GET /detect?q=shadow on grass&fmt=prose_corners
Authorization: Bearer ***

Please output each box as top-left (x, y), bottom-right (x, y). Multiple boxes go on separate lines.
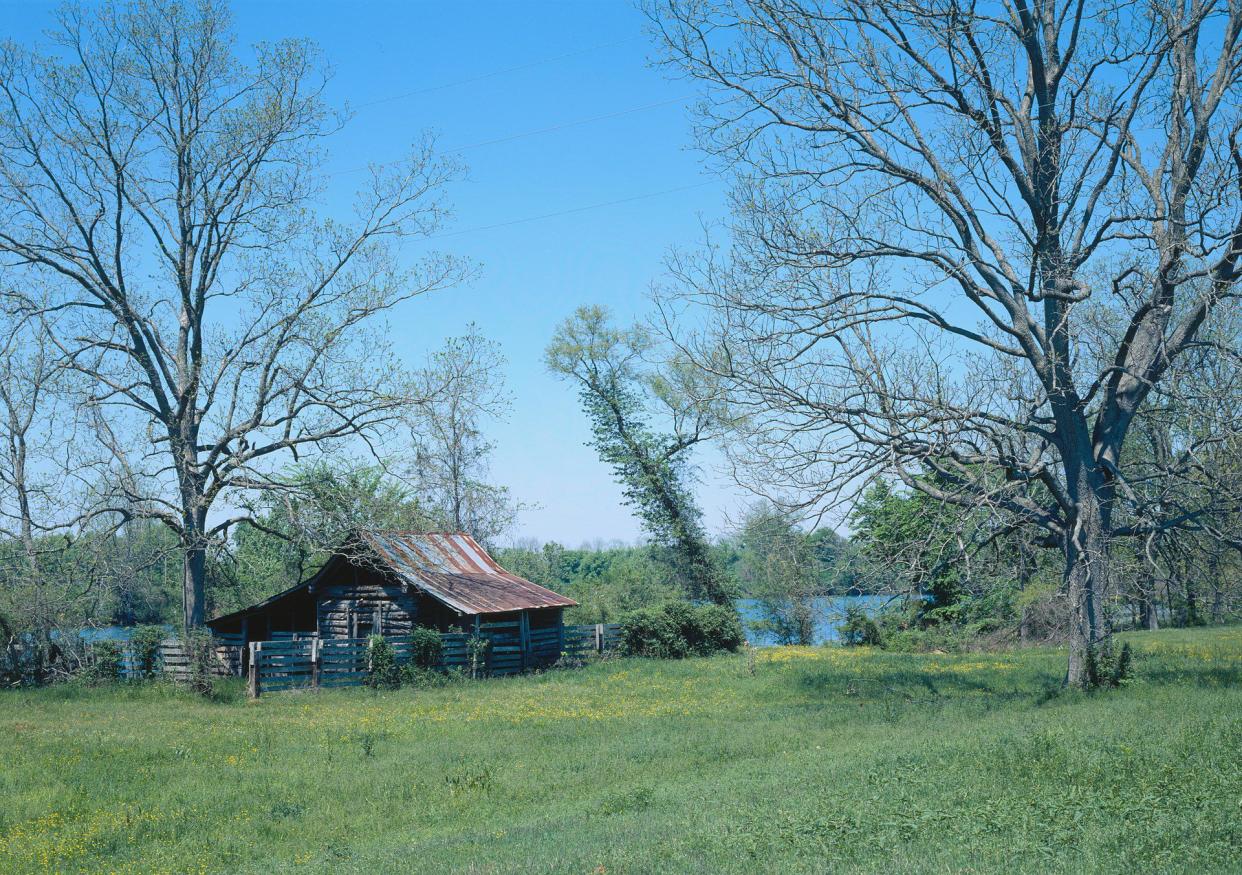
top-left (1140, 664), bottom-right (1241, 688)
top-left (0, 676), bottom-right (248, 706)
top-left (787, 649), bottom-right (1240, 718)
top-left (794, 666), bottom-right (1038, 699)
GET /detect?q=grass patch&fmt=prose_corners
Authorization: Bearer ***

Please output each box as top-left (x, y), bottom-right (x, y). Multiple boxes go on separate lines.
top-left (2, 626), bottom-right (1240, 873)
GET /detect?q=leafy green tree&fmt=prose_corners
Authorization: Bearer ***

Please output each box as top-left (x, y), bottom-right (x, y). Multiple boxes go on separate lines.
top-left (496, 539), bottom-right (680, 623)
top-left (849, 480), bottom-right (964, 617)
top-left (736, 503), bottom-right (820, 645)
top-left (546, 306), bottom-right (731, 604)
top-left (562, 549), bottom-right (681, 624)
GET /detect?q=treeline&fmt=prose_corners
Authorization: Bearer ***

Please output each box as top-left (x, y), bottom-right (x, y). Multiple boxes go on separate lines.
top-left (3, 467), bottom-right (1236, 655)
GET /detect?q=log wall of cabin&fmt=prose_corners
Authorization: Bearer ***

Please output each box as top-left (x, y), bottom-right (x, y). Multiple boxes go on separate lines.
top-left (315, 564), bottom-right (420, 638)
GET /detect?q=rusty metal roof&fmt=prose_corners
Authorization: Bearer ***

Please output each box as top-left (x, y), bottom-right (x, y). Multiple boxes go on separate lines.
top-left (358, 531), bottom-right (577, 615)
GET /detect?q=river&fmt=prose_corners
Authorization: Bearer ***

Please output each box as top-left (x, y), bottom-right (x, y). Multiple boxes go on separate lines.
top-left (736, 594), bottom-right (890, 645)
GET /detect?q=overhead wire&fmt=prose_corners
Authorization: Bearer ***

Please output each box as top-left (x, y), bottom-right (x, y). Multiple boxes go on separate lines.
top-left (353, 36), bottom-right (642, 109)
top-left (329, 94), bottom-right (691, 177)
top-left (429, 180), bottom-right (716, 239)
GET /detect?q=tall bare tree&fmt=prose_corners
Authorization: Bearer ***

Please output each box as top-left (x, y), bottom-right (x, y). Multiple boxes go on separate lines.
top-left (0, 306), bottom-right (76, 638)
top-left (0, 1), bottom-right (469, 628)
top-left (409, 328), bottom-right (519, 547)
top-left (650, 0), bottom-right (1242, 682)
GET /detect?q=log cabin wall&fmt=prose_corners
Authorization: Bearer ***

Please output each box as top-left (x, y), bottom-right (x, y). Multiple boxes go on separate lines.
top-left (315, 564), bottom-right (420, 639)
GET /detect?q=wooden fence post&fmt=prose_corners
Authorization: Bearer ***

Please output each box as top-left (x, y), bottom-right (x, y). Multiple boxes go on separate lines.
top-left (519, 611), bottom-right (531, 670)
top-left (595, 623), bottom-right (603, 654)
top-left (247, 642), bottom-right (261, 699)
top-left (310, 637), bottom-right (320, 690)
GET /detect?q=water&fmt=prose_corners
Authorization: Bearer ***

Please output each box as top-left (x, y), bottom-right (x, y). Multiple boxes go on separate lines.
top-left (60, 625), bottom-right (174, 642)
top-left (736, 595), bottom-right (890, 646)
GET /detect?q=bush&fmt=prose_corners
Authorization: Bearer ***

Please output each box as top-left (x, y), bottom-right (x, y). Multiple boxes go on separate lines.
top-left (88, 639), bottom-right (124, 683)
top-left (839, 605), bottom-right (883, 647)
top-left (466, 634), bottom-right (489, 679)
top-left (181, 629), bottom-right (217, 698)
top-left (695, 604), bottom-right (745, 653)
top-left (410, 626), bottom-right (443, 670)
top-left (129, 625), bottom-right (166, 679)
top-left (401, 664), bottom-right (462, 689)
top-left (621, 602), bottom-right (744, 659)
top-left (1083, 639), bottom-right (1133, 690)
top-left (367, 635), bottom-right (402, 689)
top-left (623, 605), bottom-right (687, 659)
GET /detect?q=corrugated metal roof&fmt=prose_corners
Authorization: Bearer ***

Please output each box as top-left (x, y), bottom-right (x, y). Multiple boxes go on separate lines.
top-left (359, 531), bottom-right (577, 615)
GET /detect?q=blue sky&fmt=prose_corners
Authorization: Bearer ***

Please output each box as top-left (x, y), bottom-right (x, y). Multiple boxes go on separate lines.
top-left (5, 1), bottom-right (746, 546)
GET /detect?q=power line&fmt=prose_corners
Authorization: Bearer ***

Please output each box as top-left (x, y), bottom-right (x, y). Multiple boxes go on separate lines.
top-left (329, 94), bottom-right (691, 177)
top-left (354, 36), bottom-right (641, 109)
top-left (430, 180), bottom-right (717, 239)
top-left (450, 96), bottom-right (689, 153)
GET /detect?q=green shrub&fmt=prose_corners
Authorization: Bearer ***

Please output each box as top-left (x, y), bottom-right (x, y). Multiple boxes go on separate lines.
top-left (181, 629), bottom-right (217, 698)
top-left (839, 605), bottom-right (883, 646)
top-left (695, 604), bottom-right (745, 653)
top-left (89, 639), bottom-right (124, 683)
top-left (621, 602), bottom-right (744, 659)
top-left (410, 626), bottom-right (443, 670)
top-left (366, 635), bottom-right (402, 689)
top-left (401, 664), bottom-right (461, 689)
top-left (466, 634), bottom-right (489, 679)
top-left (1082, 639), bottom-right (1133, 690)
top-left (129, 625), bottom-right (166, 679)
top-left (663, 601), bottom-right (702, 655)
top-left (623, 605), bottom-right (687, 658)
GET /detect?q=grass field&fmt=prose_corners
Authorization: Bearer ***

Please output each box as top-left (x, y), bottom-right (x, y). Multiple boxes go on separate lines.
top-left (1, 626), bottom-right (1240, 874)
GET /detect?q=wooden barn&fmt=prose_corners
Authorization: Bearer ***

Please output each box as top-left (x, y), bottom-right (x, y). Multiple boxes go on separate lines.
top-left (206, 531), bottom-right (577, 670)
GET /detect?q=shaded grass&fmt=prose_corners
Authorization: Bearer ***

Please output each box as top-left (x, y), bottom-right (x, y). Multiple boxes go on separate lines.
top-left (1, 626), bottom-right (1240, 873)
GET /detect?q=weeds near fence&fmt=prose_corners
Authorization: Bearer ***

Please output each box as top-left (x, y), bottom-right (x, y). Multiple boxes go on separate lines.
top-left (128, 626), bottom-right (166, 679)
top-left (467, 634), bottom-right (489, 679)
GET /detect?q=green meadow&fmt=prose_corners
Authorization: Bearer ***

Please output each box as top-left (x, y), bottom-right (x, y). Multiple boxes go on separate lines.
top-left (2, 626), bottom-right (1240, 874)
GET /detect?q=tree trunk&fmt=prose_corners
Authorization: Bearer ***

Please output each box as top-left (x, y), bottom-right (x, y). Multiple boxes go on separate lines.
top-left (182, 509), bottom-right (208, 630)
top-left (1064, 499), bottom-right (1110, 687)
top-left (1017, 539), bottom-right (1033, 645)
top-left (1141, 592), bottom-right (1160, 631)
top-left (1184, 580), bottom-right (1198, 626)
top-left (183, 544), bottom-right (206, 630)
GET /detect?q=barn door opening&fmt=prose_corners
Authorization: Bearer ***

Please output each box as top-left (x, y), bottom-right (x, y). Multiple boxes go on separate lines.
top-left (350, 604), bottom-right (383, 639)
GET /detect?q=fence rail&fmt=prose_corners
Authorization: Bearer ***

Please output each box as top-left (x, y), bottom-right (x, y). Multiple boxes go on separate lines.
top-left (245, 623), bottom-right (624, 698)
top-left (79, 638), bottom-right (242, 681)
top-left (9, 622), bottom-right (624, 691)
top-left (564, 623), bottom-right (623, 657)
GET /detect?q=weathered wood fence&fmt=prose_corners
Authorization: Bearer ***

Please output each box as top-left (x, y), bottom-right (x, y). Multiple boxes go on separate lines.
top-left (247, 623), bottom-right (623, 698)
top-left (89, 638), bottom-right (243, 681)
top-left (564, 623), bottom-right (623, 657)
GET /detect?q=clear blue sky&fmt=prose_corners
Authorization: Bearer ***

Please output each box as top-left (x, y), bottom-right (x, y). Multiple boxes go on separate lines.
top-left (5, 1), bottom-right (746, 546)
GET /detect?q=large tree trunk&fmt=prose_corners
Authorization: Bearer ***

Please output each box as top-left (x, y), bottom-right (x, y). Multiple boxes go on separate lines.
top-left (183, 542), bottom-right (207, 630)
top-left (1063, 469), bottom-right (1112, 687)
top-left (181, 499), bottom-right (209, 630)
